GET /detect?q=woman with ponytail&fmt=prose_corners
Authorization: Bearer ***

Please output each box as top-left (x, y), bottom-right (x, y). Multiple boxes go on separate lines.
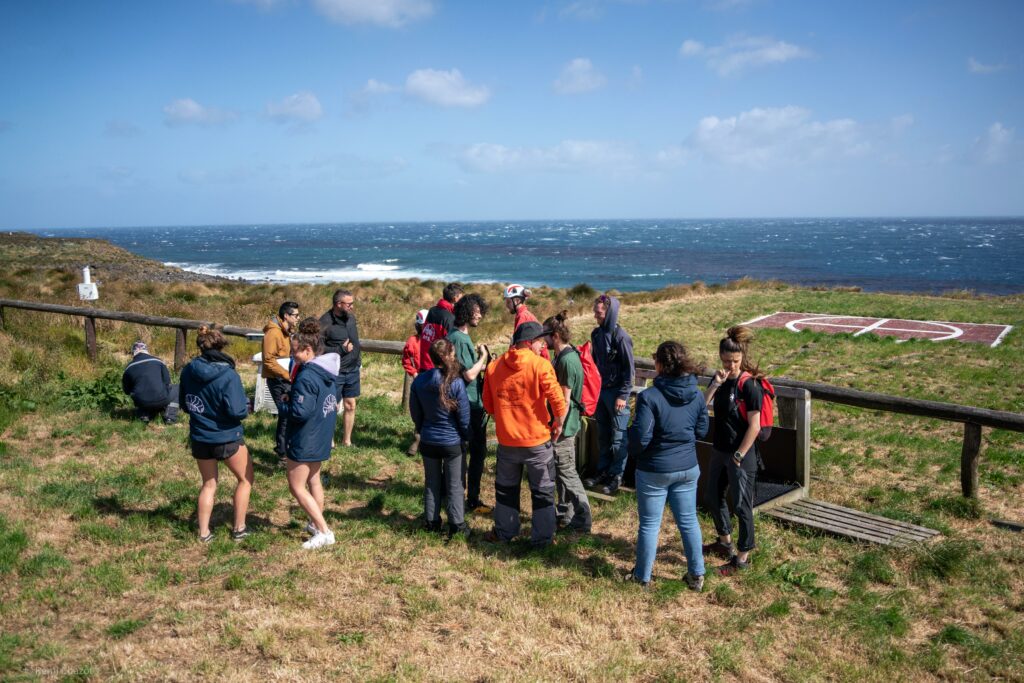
top-left (409, 338), bottom-right (471, 540)
top-left (286, 317), bottom-right (340, 550)
top-left (178, 326), bottom-right (253, 543)
top-left (625, 341), bottom-right (708, 590)
top-left (703, 325), bottom-right (764, 575)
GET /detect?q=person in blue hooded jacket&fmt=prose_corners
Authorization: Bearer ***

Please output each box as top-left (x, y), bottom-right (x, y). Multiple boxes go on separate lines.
top-left (410, 338), bottom-right (471, 540)
top-left (583, 293), bottom-right (635, 495)
top-left (178, 326), bottom-right (253, 543)
top-left (625, 341), bottom-right (709, 591)
top-left (286, 318), bottom-right (341, 550)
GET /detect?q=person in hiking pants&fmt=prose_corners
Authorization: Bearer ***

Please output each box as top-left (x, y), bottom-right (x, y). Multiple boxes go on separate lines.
top-left (703, 325), bottom-right (764, 575)
top-left (263, 301), bottom-right (300, 465)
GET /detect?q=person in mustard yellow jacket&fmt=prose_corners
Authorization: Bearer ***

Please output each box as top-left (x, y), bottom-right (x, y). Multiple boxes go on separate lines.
top-left (263, 301), bottom-right (300, 464)
top-left (482, 321), bottom-right (567, 548)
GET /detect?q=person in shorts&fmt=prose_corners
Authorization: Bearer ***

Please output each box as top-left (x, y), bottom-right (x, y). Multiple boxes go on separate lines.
top-left (178, 326), bottom-right (253, 543)
top-left (319, 289), bottom-right (361, 447)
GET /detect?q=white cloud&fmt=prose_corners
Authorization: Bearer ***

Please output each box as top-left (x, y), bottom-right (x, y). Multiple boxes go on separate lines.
top-left (458, 139), bottom-right (634, 173)
top-left (362, 78), bottom-right (397, 96)
top-left (685, 106), bottom-right (868, 167)
top-left (163, 98), bottom-right (238, 127)
top-left (405, 68), bottom-right (490, 108)
top-left (266, 91), bottom-right (324, 123)
top-left (553, 58), bottom-right (607, 94)
top-left (967, 57), bottom-right (1007, 75)
top-left (679, 35), bottom-right (811, 76)
top-left (972, 122), bottom-right (1016, 164)
top-left (311, 0), bottom-right (433, 27)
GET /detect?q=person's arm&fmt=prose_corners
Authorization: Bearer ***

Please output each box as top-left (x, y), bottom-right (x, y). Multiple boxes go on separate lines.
top-left (615, 332), bottom-right (634, 409)
top-left (627, 392), bottom-right (654, 457)
top-left (161, 362), bottom-right (171, 391)
top-left (455, 381), bottom-right (471, 442)
top-left (402, 340), bottom-right (418, 377)
top-left (734, 410), bottom-right (761, 465)
top-left (409, 380), bottom-right (424, 433)
top-left (541, 364), bottom-right (567, 440)
top-left (462, 346), bottom-right (488, 383)
top-left (482, 365), bottom-right (495, 416)
top-left (122, 369), bottom-right (132, 395)
top-left (226, 372), bottom-right (250, 421)
top-left (704, 369), bottom-right (728, 407)
top-left (262, 329), bottom-right (291, 381)
top-left (695, 396), bottom-right (710, 440)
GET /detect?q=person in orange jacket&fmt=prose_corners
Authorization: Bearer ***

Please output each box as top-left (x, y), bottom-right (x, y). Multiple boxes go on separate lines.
top-left (482, 321), bottom-right (567, 547)
top-left (403, 309), bottom-right (428, 456)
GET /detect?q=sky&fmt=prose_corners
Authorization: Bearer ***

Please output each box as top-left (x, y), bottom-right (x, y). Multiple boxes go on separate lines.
top-left (0, 0), bottom-right (1022, 229)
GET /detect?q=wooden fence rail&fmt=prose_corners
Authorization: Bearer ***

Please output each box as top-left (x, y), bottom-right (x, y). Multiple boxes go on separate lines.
top-left (2, 297), bottom-right (1021, 499)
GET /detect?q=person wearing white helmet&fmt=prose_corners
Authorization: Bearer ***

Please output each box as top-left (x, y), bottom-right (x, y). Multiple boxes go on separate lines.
top-left (403, 309), bottom-right (430, 456)
top-left (503, 284), bottom-right (549, 360)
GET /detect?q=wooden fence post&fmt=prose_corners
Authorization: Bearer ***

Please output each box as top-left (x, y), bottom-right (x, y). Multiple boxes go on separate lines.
top-left (0, 306), bottom-right (5, 331)
top-left (960, 422), bottom-right (983, 499)
top-left (401, 372), bottom-right (412, 412)
top-left (174, 328), bottom-right (187, 371)
top-left (84, 316), bottom-right (97, 361)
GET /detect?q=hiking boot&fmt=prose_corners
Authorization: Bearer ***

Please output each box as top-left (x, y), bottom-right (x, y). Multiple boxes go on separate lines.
top-left (422, 520), bottom-right (443, 534)
top-left (302, 530), bottom-right (336, 550)
top-left (685, 572), bottom-right (705, 592)
top-left (230, 527), bottom-right (250, 542)
top-left (582, 473), bottom-right (605, 489)
top-left (447, 523), bottom-right (471, 542)
top-left (602, 475), bottom-right (622, 495)
top-left (702, 539), bottom-right (736, 559)
top-left (467, 500), bottom-right (493, 516)
top-left (482, 529), bottom-right (509, 544)
top-left (624, 569), bottom-right (650, 589)
top-left (717, 555), bottom-right (750, 576)
top-left (139, 415), bottom-right (151, 425)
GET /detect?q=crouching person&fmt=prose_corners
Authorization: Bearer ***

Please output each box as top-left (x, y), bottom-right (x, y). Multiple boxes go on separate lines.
top-left (483, 322), bottom-right (567, 548)
top-left (122, 341), bottom-right (178, 424)
top-left (179, 327), bottom-right (253, 542)
top-left (286, 318), bottom-right (340, 550)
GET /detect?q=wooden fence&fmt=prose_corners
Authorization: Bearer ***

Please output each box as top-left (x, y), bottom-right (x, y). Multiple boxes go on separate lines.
top-left (2, 297), bottom-right (1022, 500)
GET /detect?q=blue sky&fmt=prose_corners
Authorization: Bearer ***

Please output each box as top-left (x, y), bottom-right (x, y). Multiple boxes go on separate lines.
top-left (0, 0), bottom-right (1021, 228)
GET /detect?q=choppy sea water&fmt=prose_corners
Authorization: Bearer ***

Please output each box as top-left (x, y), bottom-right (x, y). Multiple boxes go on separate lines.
top-left (39, 218), bottom-right (1024, 294)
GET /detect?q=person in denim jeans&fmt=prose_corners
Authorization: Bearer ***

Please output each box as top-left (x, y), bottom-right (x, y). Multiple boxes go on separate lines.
top-left (626, 341), bottom-right (709, 591)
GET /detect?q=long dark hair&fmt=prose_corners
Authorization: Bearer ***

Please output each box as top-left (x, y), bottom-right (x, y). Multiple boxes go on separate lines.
top-left (655, 341), bottom-right (703, 378)
top-left (428, 339), bottom-right (461, 412)
top-left (719, 325), bottom-right (762, 377)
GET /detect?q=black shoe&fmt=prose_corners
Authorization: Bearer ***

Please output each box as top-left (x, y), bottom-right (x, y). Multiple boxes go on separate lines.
top-left (139, 415), bottom-right (151, 425)
top-left (685, 572), bottom-right (705, 592)
top-left (717, 555), bottom-right (751, 576)
top-left (583, 473), bottom-right (605, 489)
top-left (446, 523), bottom-right (471, 542)
top-left (702, 539), bottom-right (736, 559)
top-left (624, 569), bottom-right (650, 589)
top-left (422, 520), bottom-right (443, 533)
top-left (230, 527), bottom-right (250, 542)
top-left (602, 476), bottom-right (622, 495)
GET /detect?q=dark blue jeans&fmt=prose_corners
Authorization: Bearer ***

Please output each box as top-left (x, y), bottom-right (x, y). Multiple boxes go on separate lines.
top-left (595, 387), bottom-right (629, 477)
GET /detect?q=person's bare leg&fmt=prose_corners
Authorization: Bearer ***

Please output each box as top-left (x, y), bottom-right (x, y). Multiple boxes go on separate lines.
top-left (287, 461), bottom-right (329, 532)
top-left (342, 397), bottom-right (356, 446)
top-left (222, 445), bottom-right (254, 531)
top-left (196, 459), bottom-right (219, 537)
top-left (306, 464), bottom-right (326, 528)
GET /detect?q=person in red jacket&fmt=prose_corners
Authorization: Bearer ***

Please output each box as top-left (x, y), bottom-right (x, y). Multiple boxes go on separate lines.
top-left (403, 309), bottom-right (428, 455)
top-left (503, 284), bottom-right (549, 360)
top-left (419, 283), bottom-right (463, 371)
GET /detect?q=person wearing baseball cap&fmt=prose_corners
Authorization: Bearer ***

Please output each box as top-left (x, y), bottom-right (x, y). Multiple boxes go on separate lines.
top-left (402, 309), bottom-right (430, 456)
top-left (482, 321), bottom-right (567, 547)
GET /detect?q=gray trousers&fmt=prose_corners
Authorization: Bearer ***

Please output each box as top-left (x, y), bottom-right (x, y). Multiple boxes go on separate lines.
top-left (421, 444), bottom-right (465, 529)
top-left (553, 434), bottom-right (592, 529)
top-left (493, 442), bottom-right (557, 545)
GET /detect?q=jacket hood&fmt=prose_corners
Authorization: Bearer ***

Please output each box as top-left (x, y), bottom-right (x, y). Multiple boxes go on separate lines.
top-left (653, 374), bottom-right (701, 406)
top-left (600, 295), bottom-right (621, 334)
top-left (190, 355), bottom-right (236, 384)
top-left (437, 299), bottom-right (455, 313)
top-left (307, 352), bottom-right (340, 378)
top-left (501, 347), bottom-right (536, 371)
top-left (263, 317), bottom-right (286, 334)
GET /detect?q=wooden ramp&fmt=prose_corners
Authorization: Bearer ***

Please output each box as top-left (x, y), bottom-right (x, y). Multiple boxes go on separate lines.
top-left (763, 498), bottom-right (940, 546)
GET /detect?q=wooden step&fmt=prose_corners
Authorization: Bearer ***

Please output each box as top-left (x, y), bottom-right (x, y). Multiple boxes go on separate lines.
top-left (763, 498), bottom-right (940, 546)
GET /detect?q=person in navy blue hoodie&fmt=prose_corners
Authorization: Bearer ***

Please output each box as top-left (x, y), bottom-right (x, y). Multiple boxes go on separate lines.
top-left (626, 341), bottom-right (709, 591)
top-left (286, 318), bottom-right (341, 550)
top-left (178, 326), bottom-right (253, 543)
top-left (410, 338), bottom-right (471, 540)
top-left (122, 340), bottom-right (179, 424)
top-left (584, 294), bottom-right (635, 495)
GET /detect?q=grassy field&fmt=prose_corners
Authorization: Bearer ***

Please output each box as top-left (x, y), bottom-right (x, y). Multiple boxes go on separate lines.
top-left (1, 234), bottom-right (1023, 681)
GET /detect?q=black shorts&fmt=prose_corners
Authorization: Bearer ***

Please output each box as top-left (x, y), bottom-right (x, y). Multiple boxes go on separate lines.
top-left (191, 439), bottom-right (244, 461)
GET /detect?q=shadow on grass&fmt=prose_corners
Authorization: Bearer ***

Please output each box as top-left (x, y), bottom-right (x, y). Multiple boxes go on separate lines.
top-left (92, 494), bottom-right (274, 537)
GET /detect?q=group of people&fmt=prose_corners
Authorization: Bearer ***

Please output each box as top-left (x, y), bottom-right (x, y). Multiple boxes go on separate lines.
top-left (121, 281), bottom-right (767, 585)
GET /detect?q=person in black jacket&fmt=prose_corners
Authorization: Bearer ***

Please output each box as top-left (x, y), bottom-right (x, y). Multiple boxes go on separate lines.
top-left (121, 341), bottom-right (178, 424)
top-left (319, 289), bottom-right (361, 447)
top-left (178, 326), bottom-right (253, 543)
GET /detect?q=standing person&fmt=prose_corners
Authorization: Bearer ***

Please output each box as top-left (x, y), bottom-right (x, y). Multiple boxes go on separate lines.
top-left (482, 322), bottom-right (567, 548)
top-left (703, 325), bottom-right (764, 575)
top-left (402, 309), bottom-right (429, 456)
top-left (263, 301), bottom-right (300, 465)
top-left (409, 339), bottom-right (472, 540)
top-left (319, 289), bottom-right (360, 447)
top-left (122, 341), bottom-right (178, 425)
top-left (448, 293), bottom-right (492, 514)
top-left (542, 312), bottom-right (593, 532)
top-left (419, 283), bottom-right (464, 371)
top-left (286, 318), bottom-right (340, 550)
top-left (503, 284), bottom-right (549, 360)
top-left (583, 294), bottom-right (634, 495)
top-left (626, 341), bottom-right (709, 591)
top-left (178, 326), bottom-right (253, 543)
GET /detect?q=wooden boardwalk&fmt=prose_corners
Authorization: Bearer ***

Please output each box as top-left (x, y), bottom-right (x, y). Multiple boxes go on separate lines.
top-left (763, 498), bottom-right (940, 546)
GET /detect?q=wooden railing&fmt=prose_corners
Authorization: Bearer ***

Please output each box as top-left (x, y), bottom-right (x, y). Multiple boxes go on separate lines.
top-left (2, 297), bottom-right (1021, 500)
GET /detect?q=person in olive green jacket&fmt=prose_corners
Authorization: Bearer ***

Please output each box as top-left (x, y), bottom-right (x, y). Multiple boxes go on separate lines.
top-left (263, 301), bottom-right (300, 464)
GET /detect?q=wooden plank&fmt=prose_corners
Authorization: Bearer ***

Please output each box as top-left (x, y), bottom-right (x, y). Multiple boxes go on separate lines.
top-left (788, 500), bottom-right (933, 536)
top-left (991, 519), bottom-right (1024, 533)
top-left (961, 422), bottom-right (983, 499)
top-left (765, 508), bottom-right (904, 546)
top-left (785, 502), bottom-right (936, 541)
top-left (797, 498), bottom-right (940, 536)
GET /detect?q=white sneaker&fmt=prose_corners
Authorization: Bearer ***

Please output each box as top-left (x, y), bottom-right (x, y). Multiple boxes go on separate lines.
top-left (304, 521), bottom-right (317, 536)
top-left (302, 530), bottom-right (335, 550)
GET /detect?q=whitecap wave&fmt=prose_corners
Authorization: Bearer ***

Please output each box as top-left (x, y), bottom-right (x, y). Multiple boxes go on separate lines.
top-left (164, 261), bottom-right (454, 283)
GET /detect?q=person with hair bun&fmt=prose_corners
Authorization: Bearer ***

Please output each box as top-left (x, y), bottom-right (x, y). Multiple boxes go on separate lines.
top-left (178, 325), bottom-right (253, 543)
top-left (286, 317), bottom-right (341, 550)
top-left (703, 325), bottom-right (764, 575)
top-left (409, 338), bottom-right (471, 540)
top-left (542, 311), bottom-right (592, 532)
top-left (625, 341), bottom-right (708, 590)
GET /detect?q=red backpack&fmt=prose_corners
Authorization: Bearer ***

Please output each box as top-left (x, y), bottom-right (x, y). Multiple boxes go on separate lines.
top-left (574, 342), bottom-right (602, 417)
top-left (736, 372), bottom-right (776, 441)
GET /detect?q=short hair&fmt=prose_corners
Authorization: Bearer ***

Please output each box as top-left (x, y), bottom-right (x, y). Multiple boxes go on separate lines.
top-left (453, 293), bottom-right (490, 327)
top-left (442, 282), bottom-right (464, 304)
top-left (278, 300), bottom-right (299, 318)
top-left (332, 289), bottom-right (353, 305)
top-left (655, 341), bottom-right (702, 378)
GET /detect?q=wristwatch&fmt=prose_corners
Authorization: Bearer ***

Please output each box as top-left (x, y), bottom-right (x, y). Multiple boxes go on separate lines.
top-left (733, 450), bottom-right (745, 464)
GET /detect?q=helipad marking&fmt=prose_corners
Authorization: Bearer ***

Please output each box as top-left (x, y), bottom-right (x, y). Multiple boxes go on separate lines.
top-left (744, 312), bottom-right (1012, 347)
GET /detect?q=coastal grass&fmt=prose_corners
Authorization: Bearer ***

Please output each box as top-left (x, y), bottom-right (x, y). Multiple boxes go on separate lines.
top-left (1, 235), bottom-right (1023, 680)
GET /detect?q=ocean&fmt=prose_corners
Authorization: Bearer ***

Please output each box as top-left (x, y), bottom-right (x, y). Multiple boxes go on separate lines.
top-left (39, 218), bottom-right (1024, 295)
